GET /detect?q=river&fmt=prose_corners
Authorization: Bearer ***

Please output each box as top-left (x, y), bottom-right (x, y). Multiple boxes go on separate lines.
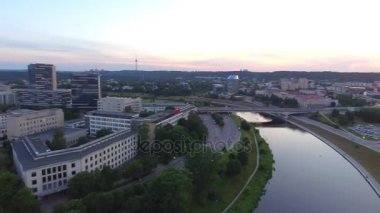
top-left (236, 112), bottom-right (380, 213)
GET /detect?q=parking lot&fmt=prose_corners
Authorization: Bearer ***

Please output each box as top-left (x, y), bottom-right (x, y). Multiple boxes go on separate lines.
top-left (200, 114), bottom-right (241, 151)
top-left (350, 124), bottom-right (380, 140)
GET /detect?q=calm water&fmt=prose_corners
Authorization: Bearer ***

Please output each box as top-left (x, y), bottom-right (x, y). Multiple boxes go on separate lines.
top-left (236, 112), bottom-right (380, 213)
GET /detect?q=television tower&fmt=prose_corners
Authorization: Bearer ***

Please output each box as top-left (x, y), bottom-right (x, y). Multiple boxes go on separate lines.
top-left (135, 58), bottom-right (138, 71)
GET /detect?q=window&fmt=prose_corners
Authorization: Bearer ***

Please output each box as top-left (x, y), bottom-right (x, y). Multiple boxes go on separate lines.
top-left (53, 174), bottom-right (57, 180)
top-left (63, 172), bottom-right (67, 178)
top-left (48, 176), bottom-right (51, 181)
top-left (31, 172), bottom-right (36, 177)
top-left (52, 167), bottom-right (56, 173)
top-left (42, 177), bottom-right (46, 183)
top-left (32, 180), bottom-right (37, 185)
top-left (63, 165), bottom-right (67, 170)
top-left (58, 166), bottom-right (61, 172)
top-left (85, 158), bottom-right (88, 163)
top-left (58, 173), bottom-right (62, 179)
top-left (71, 163), bottom-right (75, 168)
top-left (32, 188), bottom-right (37, 193)
top-left (72, 171), bottom-right (76, 175)
top-left (47, 168), bottom-right (51, 174)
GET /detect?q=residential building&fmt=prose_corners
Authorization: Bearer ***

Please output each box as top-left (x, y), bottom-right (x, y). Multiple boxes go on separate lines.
top-left (0, 85), bottom-right (15, 105)
top-left (298, 78), bottom-right (308, 89)
top-left (6, 109), bottom-right (64, 140)
top-left (227, 75), bottom-right (239, 95)
top-left (71, 72), bottom-right (101, 107)
top-left (14, 89), bottom-right (72, 107)
top-left (28, 63), bottom-right (57, 90)
top-left (280, 78), bottom-right (298, 91)
top-left (97, 97), bottom-right (142, 113)
top-left (85, 111), bottom-right (138, 136)
top-left (11, 130), bottom-right (138, 197)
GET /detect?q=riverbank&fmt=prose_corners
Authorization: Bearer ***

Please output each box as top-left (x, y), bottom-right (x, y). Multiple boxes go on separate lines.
top-left (289, 116), bottom-right (380, 197)
top-left (226, 129), bottom-right (273, 213)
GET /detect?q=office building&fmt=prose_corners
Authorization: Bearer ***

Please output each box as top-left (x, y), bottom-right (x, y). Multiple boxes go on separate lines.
top-left (6, 109), bottom-right (64, 140)
top-left (227, 75), bottom-right (239, 95)
top-left (0, 85), bottom-right (15, 105)
top-left (71, 72), bottom-right (101, 107)
top-left (29, 128), bottom-right (88, 148)
top-left (85, 111), bottom-right (138, 136)
top-left (28, 63), bottom-right (57, 90)
top-left (11, 130), bottom-right (138, 197)
top-left (14, 89), bottom-right (72, 107)
top-left (97, 97), bottom-right (142, 113)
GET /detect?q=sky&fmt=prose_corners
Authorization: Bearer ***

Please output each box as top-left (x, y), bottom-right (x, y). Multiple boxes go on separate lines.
top-left (0, 0), bottom-right (380, 72)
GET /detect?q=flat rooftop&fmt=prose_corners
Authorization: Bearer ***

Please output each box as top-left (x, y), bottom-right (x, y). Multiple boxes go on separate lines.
top-left (12, 130), bottom-right (137, 170)
top-left (86, 110), bottom-right (139, 119)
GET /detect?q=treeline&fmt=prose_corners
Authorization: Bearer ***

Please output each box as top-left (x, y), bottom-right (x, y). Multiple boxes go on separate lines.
top-left (255, 94), bottom-right (299, 108)
top-left (336, 94), bottom-right (367, 107)
top-left (356, 108), bottom-right (380, 123)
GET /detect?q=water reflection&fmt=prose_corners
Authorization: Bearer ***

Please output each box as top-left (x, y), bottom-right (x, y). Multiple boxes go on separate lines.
top-left (236, 112), bottom-right (380, 213)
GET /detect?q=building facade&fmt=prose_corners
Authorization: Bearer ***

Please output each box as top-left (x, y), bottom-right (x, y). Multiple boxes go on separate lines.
top-left (71, 72), bottom-right (101, 107)
top-left (14, 89), bottom-right (72, 107)
top-left (28, 63), bottom-right (57, 90)
top-left (11, 130), bottom-right (138, 197)
top-left (6, 109), bottom-right (64, 140)
top-left (0, 84), bottom-right (16, 105)
top-left (97, 97), bottom-right (142, 113)
top-left (0, 114), bottom-right (7, 139)
top-left (85, 111), bottom-right (138, 136)
top-left (142, 102), bottom-right (188, 113)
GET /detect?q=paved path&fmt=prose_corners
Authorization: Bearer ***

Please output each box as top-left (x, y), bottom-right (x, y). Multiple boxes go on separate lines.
top-left (222, 128), bottom-right (260, 213)
top-left (289, 117), bottom-right (380, 198)
top-left (200, 114), bottom-right (241, 151)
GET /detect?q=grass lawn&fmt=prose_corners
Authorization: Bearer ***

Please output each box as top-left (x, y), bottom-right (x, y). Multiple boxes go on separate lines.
top-left (290, 118), bottom-right (380, 183)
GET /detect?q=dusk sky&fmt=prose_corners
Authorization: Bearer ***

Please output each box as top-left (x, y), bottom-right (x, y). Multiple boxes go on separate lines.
top-left (1, 0), bottom-right (379, 72)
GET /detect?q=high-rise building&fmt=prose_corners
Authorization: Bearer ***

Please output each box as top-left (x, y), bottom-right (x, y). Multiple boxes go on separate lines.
top-left (14, 89), bottom-right (72, 107)
top-left (298, 78), bottom-right (309, 89)
top-left (71, 72), bottom-right (101, 107)
top-left (28, 63), bottom-right (57, 90)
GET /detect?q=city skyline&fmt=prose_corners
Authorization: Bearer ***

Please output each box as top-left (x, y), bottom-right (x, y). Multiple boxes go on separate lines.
top-left (1, 0), bottom-right (380, 72)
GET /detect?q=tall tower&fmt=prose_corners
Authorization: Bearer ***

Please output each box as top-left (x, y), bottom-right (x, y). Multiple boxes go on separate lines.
top-left (135, 58), bottom-right (138, 71)
top-left (28, 63), bottom-right (57, 90)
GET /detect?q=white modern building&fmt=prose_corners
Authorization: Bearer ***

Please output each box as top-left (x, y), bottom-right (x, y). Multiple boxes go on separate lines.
top-left (142, 102), bottom-right (188, 113)
top-left (85, 111), bottom-right (139, 136)
top-left (12, 130), bottom-right (138, 197)
top-left (97, 97), bottom-right (142, 113)
top-left (6, 109), bottom-right (65, 140)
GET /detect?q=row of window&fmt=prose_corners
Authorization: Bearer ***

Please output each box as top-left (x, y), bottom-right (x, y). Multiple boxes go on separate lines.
top-left (42, 179), bottom-right (68, 192)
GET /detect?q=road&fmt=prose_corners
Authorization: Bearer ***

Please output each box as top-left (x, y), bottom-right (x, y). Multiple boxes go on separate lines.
top-left (293, 116), bottom-right (380, 153)
top-left (200, 114), bottom-right (241, 151)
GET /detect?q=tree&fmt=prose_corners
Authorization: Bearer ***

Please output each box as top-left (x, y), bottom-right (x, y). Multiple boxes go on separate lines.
top-left (331, 109), bottom-right (340, 118)
top-left (240, 120), bottom-right (251, 131)
top-left (144, 169), bottom-right (192, 213)
top-left (237, 149), bottom-right (249, 165)
top-left (124, 105), bottom-right (133, 113)
top-left (67, 172), bottom-right (96, 199)
top-left (76, 136), bottom-right (90, 146)
top-left (0, 171), bottom-right (40, 213)
top-left (185, 146), bottom-right (221, 203)
top-left (124, 160), bottom-right (144, 180)
top-left (226, 159), bottom-right (242, 176)
top-left (96, 128), bottom-right (113, 138)
top-left (48, 128), bottom-right (67, 150)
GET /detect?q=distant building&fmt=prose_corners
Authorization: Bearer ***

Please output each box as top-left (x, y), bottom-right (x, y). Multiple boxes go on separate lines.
top-left (65, 118), bottom-right (86, 128)
top-left (298, 78), bottom-right (308, 89)
top-left (28, 63), bottom-right (57, 90)
top-left (11, 130), bottom-right (138, 197)
top-left (97, 97), bottom-right (142, 113)
top-left (85, 111), bottom-right (139, 136)
top-left (280, 79), bottom-right (298, 91)
top-left (14, 89), bottom-right (72, 107)
top-left (0, 84), bottom-right (15, 105)
top-left (71, 72), bottom-right (101, 107)
top-left (227, 75), bottom-right (239, 95)
top-left (6, 109), bottom-right (64, 140)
